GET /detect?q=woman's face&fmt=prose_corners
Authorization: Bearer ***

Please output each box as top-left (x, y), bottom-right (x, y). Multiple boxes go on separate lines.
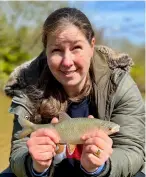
top-left (46, 25), bottom-right (95, 96)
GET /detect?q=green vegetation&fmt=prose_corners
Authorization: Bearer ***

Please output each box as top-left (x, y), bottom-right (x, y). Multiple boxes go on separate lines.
top-left (0, 15), bottom-right (31, 86)
top-left (108, 39), bottom-right (145, 96)
top-left (0, 1), bottom-right (68, 88)
top-left (0, 2), bottom-right (144, 172)
top-left (0, 1), bottom-right (145, 96)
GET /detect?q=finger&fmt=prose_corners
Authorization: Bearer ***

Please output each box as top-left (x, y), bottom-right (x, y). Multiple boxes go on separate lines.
top-left (82, 130), bottom-right (113, 145)
top-left (27, 137), bottom-right (56, 148)
top-left (82, 152), bottom-right (105, 167)
top-left (88, 115), bottom-right (94, 118)
top-left (51, 117), bottom-right (59, 124)
top-left (32, 151), bottom-right (54, 161)
top-left (33, 145), bottom-right (56, 153)
top-left (84, 137), bottom-right (113, 155)
top-left (34, 159), bottom-right (52, 168)
top-left (84, 145), bottom-right (100, 155)
top-left (30, 128), bottom-right (60, 144)
top-left (29, 146), bottom-right (56, 158)
top-left (83, 145), bottom-right (108, 160)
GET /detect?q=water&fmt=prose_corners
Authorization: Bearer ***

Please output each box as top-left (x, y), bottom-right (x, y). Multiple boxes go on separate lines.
top-left (0, 92), bottom-right (13, 171)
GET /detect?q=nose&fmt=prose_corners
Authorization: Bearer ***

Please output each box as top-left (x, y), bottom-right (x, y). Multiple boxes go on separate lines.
top-left (61, 50), bottom-right (73, 68)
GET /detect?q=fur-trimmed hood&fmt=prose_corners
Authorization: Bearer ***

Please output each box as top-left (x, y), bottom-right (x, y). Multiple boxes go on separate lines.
top-left (4, 45), bottom-right (133, 97)
top-left (6, 45), bottom-right (145, 177)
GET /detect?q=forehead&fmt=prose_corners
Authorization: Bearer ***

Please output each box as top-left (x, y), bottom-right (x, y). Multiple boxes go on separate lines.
top-left (47, 25), bottom-right (87, 45)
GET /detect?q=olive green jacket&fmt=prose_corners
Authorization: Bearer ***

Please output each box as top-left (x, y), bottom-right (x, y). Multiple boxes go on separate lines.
top-left (4, 45), bottom-right (145, 177)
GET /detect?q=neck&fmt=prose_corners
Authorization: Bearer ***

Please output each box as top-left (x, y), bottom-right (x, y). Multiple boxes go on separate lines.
top-left (64, 76), bottom-right (87, 98)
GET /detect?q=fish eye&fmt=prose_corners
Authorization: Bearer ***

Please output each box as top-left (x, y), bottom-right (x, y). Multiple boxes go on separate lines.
top-left (108, 127), bottom-right (112, 131)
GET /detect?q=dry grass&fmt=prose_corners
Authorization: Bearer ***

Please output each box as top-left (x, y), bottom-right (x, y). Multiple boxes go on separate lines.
top-left (0, 91), bottom-right (13, 172)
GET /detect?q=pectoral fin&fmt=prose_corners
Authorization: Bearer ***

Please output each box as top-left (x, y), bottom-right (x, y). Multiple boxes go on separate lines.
top-left (66, 144), bottom-right (76, 155)
top-left (56, 144), bottom-right (66, 154)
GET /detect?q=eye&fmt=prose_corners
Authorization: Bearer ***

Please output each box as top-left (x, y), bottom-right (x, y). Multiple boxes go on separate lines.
top-left (51, 49), bottom-right (61, 53)
top-left (73, 45), bottom-right (82, 50)
top-left (108, 127), bottom-right (112, 131)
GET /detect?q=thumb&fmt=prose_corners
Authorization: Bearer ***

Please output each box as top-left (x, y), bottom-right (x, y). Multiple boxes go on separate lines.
top-left (88, 115), bottom-right (94, 118)
top-left (51, 117), bottom-right (59, 124)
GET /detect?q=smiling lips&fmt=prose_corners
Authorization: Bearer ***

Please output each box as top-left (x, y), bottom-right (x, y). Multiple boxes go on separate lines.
top-left (61, 70), bottom-right (77, 75)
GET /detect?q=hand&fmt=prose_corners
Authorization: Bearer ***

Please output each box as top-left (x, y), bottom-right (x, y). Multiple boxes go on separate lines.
top-left (26, 117), bottom-right (59, 173)
top-left (80, 115), bottom-right (113, 173)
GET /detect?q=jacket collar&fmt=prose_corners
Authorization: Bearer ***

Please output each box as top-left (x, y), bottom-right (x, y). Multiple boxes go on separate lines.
top-left (4, 45), bottom-right (133, 99)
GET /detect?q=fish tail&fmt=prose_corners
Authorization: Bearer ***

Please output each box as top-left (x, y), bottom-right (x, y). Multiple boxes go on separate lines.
top-left (15, 118), bottom-right (34, 139)
top-left (15, 128), bottom-right (33, 139)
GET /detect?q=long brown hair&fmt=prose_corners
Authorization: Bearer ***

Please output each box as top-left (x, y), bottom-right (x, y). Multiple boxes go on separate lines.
top-left (27, 7), bottom-right (96, 123)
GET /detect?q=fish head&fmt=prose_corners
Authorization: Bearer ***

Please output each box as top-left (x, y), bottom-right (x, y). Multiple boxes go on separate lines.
top-left (98, 121), bottom-right (120, 135)
top-left (107, 124), bottom-right (120, 135)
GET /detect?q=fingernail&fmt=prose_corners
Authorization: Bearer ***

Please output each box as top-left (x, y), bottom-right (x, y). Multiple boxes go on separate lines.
top-left (56, 139), bottom-right (60, 144)
top-left (81, 136), bottom-right (86, 140)
top-left (53, 152), bottom-right (56, 156)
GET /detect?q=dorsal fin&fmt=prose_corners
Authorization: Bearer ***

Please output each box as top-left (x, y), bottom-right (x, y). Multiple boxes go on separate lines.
top-left (59, 112), bottom-right (71, 122)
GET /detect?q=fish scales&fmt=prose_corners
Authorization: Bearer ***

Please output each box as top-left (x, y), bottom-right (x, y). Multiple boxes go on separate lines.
top-left (54, 118), bottom-right (118, 144)
top-left (15, 112), bottom-right (120, 142)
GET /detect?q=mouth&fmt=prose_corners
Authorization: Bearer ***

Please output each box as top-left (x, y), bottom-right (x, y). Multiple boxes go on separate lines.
top-left (61, 70), bottom-right (77, 75)
top-left (111, 125), bottom-right (120, 133)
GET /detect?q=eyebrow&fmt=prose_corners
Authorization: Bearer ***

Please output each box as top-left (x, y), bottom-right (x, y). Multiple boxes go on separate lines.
top-left (50, 40), bottom-right (83, 47)
top-left (72, 40), bottom-right (83, 44)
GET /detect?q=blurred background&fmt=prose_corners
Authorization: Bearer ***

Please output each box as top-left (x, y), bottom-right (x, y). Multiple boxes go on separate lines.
top-left (0, 1), bottom-right (145, 171)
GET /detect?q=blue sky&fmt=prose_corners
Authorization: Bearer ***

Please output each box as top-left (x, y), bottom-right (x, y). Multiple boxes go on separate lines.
top-left (1, 1), bottom-right (145, 46)
top-left (69, 1), bottom-right (145, 45)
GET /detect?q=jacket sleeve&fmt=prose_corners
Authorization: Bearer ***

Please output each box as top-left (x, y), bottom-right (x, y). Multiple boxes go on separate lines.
top-left (8, 99), bottom-right (52, 177)
top-left (109, 74), bottom-right (145, 177)
top-left (9, 103), bottom-right (31, 177)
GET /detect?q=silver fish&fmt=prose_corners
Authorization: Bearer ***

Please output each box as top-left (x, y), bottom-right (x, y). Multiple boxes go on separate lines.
top-left (15, 112), bottom-right (120, 144)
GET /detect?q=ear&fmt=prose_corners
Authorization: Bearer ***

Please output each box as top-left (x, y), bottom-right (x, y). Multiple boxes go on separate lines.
top-left (90, 37), bottom-right (95, 56)
top-left (91, 37), bottom-right (95, 49)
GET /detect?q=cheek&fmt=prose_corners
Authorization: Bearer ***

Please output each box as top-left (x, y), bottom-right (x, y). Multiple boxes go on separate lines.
top-left (75, 53), bottom-right (91, 70)
top-left (47, 56), bottom-right (61, 70)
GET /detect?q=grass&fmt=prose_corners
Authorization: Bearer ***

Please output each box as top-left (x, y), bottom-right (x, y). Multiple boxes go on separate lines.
top-left (0, 91), bottom-right (13, 172)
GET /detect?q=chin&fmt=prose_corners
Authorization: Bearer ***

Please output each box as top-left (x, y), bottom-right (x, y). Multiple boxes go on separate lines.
top-left (62, 80), bottom-right (80, 87)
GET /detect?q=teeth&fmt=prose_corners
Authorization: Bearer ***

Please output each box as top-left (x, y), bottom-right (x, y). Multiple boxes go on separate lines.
top-left (66, 71), bottom-right (74, 74)
top-left (63, 71), bottom-right (75, 74)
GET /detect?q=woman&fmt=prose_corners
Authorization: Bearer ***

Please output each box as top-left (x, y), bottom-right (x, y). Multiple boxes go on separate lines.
top-left (3, 7), bottom-right (145, 177)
